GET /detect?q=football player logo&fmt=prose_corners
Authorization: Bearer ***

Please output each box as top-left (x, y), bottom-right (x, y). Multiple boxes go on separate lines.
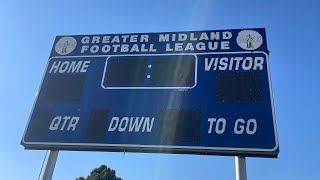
top-left (55, 37), bottom-right (77, 55)
top-left (236, 30), bottom-right (263, 50)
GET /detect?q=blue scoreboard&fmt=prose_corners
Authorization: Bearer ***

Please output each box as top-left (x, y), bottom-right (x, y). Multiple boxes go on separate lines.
top-left (21, 28), bottom-right (279, 157)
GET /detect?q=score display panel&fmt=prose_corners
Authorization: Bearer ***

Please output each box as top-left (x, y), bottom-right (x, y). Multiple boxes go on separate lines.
top-left (22, 28), bottom-right (279, 157)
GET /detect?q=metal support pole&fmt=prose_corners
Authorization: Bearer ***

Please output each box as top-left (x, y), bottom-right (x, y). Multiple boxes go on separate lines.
top-left (39, 150), bottom-right (59, 180)
top-left (235, 156), bottom-right (247, 180)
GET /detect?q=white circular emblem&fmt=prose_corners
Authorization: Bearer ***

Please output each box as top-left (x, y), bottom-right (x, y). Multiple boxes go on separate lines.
top-left (236, 30), bottom-right (263, 50)
top-left (55, 37), bottom-right (77, 55)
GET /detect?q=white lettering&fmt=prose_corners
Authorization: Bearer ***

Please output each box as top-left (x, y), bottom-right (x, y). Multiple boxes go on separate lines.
top-left (208, 118), bottom-right (215, 133)
top-left (141, 44), bottom-right (148, 52)
top-left (108, 117), bottom-right (119, 132)
top-left (60, 116), bottom-right (71, 130)
top-left (81, 45), bottom-right (89, 53)
top-left (204, 56), bottom-right (265, 71)
top-left (49, 61), bottom-right (61, 73)
top-left (49, 60), bottom-right (90, 73)
top-left (80, 61), bottom-right (90, 72)
top-left (208, 118), bottom-right (226, 134)
top-left (234, 118), bottom-right (246, 134)
top-left (159, 34), bottom-right (170, 42)
top-left (59, 61), bottom-right (69, 73)
top-left (208, 42), bottom-right (218, 50)
top-left (121, 35), bottom-right (129, 43)
top-left (246, 119), bottom-right (257, 135)
top-left (118, 117), bottom-right (129, 132)
top-left (49, 116), bottom-right (61, 130)
top-left (49, 116), bottom-right (80, 131)
top-left (121, 44), bottom-right (129, 52)
top-left (175, 43), bottom-right (183, 51)
top-left (242, 57), bottom-right (253, 70)
top-left (253, 57), bottom-right (264, 70)
top-left (68, 61), bottom-right (82, 73)
top-left (81, 36), bottom-right (90, 44)
top-left (142, 117), bottom-right (154, 132)
top-left (234, 57), bottom-right (242, 70)
top-left (178, 33), bottom-right (188, 41)
top-left (129, 117), bottom-right (144, 132)
top-left (219, 57), bottom-right (228, 70)
top-left (196, 42), bottom-right (205, 50)
top-left (223, 31), bottom-right (232, 39)
top-left (210, 32), bottom-right (220, 40)
top-left (130, 35), bottom-right (138, 42)
top-left (92, 36), bottom-right (100, 43)
top-left (108, 116), bottom-right (154, 132)
top-left (90, 45), bottom-right (99, 53)
top-left (140, 35), bottom-right (149, 42)
top-left (165, 43), bottom-right (174, 51)
top-left (199, 32), bottom-right (209, 41)
top-left (205, 58), bottom-right (214, 71)
top-left (101, 45), bottom-right (111, 52)
top-left (67, 117), bottom-right (80, 131)
top-left (111, 36), bottom-right (120, 43)
top-left (221, 41), bottom-right (230, 50)
top-left (102, 36), bottom-right (111, 43)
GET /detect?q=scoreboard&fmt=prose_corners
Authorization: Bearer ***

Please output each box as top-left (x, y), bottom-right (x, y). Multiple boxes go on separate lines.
top-left (21, 28), bottom-right (279, 157)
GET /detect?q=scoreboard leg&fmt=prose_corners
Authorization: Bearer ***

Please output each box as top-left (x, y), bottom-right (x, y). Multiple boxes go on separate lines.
top-left (235, 156), bottom-right (247, 180)
top-left (39, 150), bottom-right (59, 180)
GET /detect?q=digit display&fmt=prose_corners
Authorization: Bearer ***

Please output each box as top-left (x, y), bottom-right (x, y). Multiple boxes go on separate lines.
top-left (104, 57), bottom-right (147, 86)
top-left (86, 109), bottom-right (109, 139)
top-left (152, 55), bottom-right (195, 86)
top-left (157, 109), bottom-right (200, 142)
top-left (45, 74), bottom-right (86, 101)
top-left (216, 72), bottom-right (262, 101)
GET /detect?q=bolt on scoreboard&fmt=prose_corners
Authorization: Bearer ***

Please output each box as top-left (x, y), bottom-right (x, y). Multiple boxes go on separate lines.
top-left (22, 28), bottom-right (279, 157)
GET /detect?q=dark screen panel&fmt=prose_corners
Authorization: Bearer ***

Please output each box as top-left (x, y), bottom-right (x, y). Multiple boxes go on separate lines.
top-left (86, 109), bottom-right (109, 139)
top-left (157, 109), bottom-right (200, 142)
top-left (152, 55), bottom-right (194, 86)
top-left (105, 57), bottom-right (147, 86)
top-left (45, 74), bottom-right (85, 101)
top-left (216, 72), bottom-right (262, 101)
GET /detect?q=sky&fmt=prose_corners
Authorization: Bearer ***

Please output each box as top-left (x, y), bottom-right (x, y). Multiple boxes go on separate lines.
top-left (0, 0), bottom-right (320, 179)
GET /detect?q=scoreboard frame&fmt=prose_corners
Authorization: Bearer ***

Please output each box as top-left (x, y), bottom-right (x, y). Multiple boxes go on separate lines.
top-left (21, 28), bottom-right (279, 158)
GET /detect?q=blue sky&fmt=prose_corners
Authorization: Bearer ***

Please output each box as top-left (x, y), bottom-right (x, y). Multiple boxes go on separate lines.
top-left (0, 0), bottom-right (320, 179)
